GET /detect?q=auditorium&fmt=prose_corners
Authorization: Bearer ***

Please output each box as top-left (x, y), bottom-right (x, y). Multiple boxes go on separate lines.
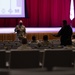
top-left (0, 0), bottom-right (75, 75)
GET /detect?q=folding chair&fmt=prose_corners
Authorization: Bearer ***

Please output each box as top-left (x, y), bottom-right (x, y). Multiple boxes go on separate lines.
top-left (0, 50), bottom-right (6, 68)
top-left (44, 49), bottom-right (74, 71)
top-left (10, 50), bottom-right (39, 68)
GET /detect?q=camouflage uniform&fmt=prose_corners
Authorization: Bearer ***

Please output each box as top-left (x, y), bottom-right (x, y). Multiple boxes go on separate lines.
top-left (15, 25), bottom-right (26, 41)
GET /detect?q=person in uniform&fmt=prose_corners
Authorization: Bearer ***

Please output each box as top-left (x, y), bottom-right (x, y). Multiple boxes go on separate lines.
top-left (17, 38), bottom-right (31, 50)
top-left (15, 20), bottom-right (26, 41)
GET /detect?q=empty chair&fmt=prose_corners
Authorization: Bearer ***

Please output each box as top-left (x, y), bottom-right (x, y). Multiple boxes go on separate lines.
top-left (13, 41), bottom-right (22, 45)
top-left (3, 40), bottom-right (11, 45)
top-left (3, 41), bottom-right (12, 49)
top-left (11, 41), bottom-right (22, 49)
top-left (0, 44), bottom-right (4, 49)
top-left (44, 49), bottom-right (74, 71)
top-left (0, 40), bottom-right (3, 45)
top-left (0, 50), bottom-right (6, 68)
top-left (10, 50), bottom-right (39, 68)
top-left (50, 39), bottom-right (61, 48)
top-left (73, 50), bottom-right (75, 64)
top-left (11, 45), bottom-right (20, 49)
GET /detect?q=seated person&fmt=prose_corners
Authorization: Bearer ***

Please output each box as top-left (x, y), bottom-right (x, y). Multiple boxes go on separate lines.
top-left (17, 38), bottom-right (31, 50)
top-left (38, 35), bottom-right (51, 47)
top-left (30, 35), bottom-right (39, 43)
top-left (28, 36), bottom-right (39, 48)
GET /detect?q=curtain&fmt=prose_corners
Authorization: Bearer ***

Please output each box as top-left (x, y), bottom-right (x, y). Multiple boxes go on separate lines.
top-left (0, 0), bottom-right (71, 27)
top-left (72, 0), bottom-right (75, 27)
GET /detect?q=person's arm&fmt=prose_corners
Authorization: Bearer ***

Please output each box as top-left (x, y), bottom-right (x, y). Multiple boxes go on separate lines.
top-left (14, 26), bottom-right (17, 32)
top-left (53, 28), bottom-right (63, 37)
top-left (15, 25), bottom-right (21, 33)
top-left (21, 26), bottom-right (26, 38)
top-left (70, 26), bottom-right (73, 35)
top-left (57, 28), bottom-right (63, 36)
top-left (23, 26), bottom-right (26, 34)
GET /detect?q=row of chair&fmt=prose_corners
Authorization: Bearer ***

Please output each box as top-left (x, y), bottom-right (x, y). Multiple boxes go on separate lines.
top-left (0, 49), bottom-right (74, 71)
top-left (0, 40), bottom-right (75, 49)
top-left (0, 41), bottom-right (21, 49)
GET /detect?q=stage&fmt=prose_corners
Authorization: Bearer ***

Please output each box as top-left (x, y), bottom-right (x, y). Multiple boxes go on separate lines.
top-left (0, 27), bottom-right (75, 33)
top-left (0, 27), bottom-right (75, 41)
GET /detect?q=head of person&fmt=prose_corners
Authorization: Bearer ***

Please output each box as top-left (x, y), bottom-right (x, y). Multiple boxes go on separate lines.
top-left (32, 36), bottom-right (36, 41)
top-left (43, 35), bottom-right (48, 41)
top-left (22, 38), bottom-right (27, 44)
top-left (63, 20), bottom-right (67, 26)
top-left (19, 20), bottom-right (23, 25)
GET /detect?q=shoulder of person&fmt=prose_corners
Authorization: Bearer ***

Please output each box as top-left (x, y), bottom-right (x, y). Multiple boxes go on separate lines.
top-left (37, 40), bottom-right (40, 43)
top-left (17, 46), bottom-right (22, 50)
top-left (22, 25), bottom-right (25, 27)
top-left (16, 25), bottom-right (19, 27)
top-left (67, 25), bottom-right (72, 28)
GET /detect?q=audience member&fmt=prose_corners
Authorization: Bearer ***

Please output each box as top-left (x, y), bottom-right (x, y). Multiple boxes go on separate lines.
top-left (38, 35), bottom-right (50, 47)
top-left (53, 20), bottom-right (73, 46)
top-left (14, 20), bottom-right (26, 41)
top-left (17, 38), bottom-right (31, 50)
top-left (31, 35), bottom-right (39, 43)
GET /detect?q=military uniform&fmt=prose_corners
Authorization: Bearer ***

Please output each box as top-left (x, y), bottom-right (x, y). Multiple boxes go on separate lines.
top-left (15, 25), bottom-right (26, 41)
top-left (17, 44), bottom-right (31, 50)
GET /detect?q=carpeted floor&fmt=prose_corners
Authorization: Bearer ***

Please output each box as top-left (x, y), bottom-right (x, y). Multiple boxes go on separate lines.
top-left (0, 67), bottom-right (75, 75)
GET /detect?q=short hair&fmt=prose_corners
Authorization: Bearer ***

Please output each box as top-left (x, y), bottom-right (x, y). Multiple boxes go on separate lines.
top-left (22, 38), bottom-right (27, 44)
top-left (63, 20), bottom-right (67, 24)
top-left (43, 35), bottom-right (48, 41)
top-left (32, 36), bottom-right (36, 40)
top-left (19, 20), bottom-right (23, 23)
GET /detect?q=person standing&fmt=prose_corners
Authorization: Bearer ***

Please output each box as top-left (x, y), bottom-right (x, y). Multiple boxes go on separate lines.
top-left (15, 20), bottom-right (26, 41)
top-left (53, 20), bottom-right (73, 46)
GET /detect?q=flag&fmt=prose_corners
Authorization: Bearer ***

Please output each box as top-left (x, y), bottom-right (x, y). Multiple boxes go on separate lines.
top-left (70, 0), bottom-right (74, 20)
